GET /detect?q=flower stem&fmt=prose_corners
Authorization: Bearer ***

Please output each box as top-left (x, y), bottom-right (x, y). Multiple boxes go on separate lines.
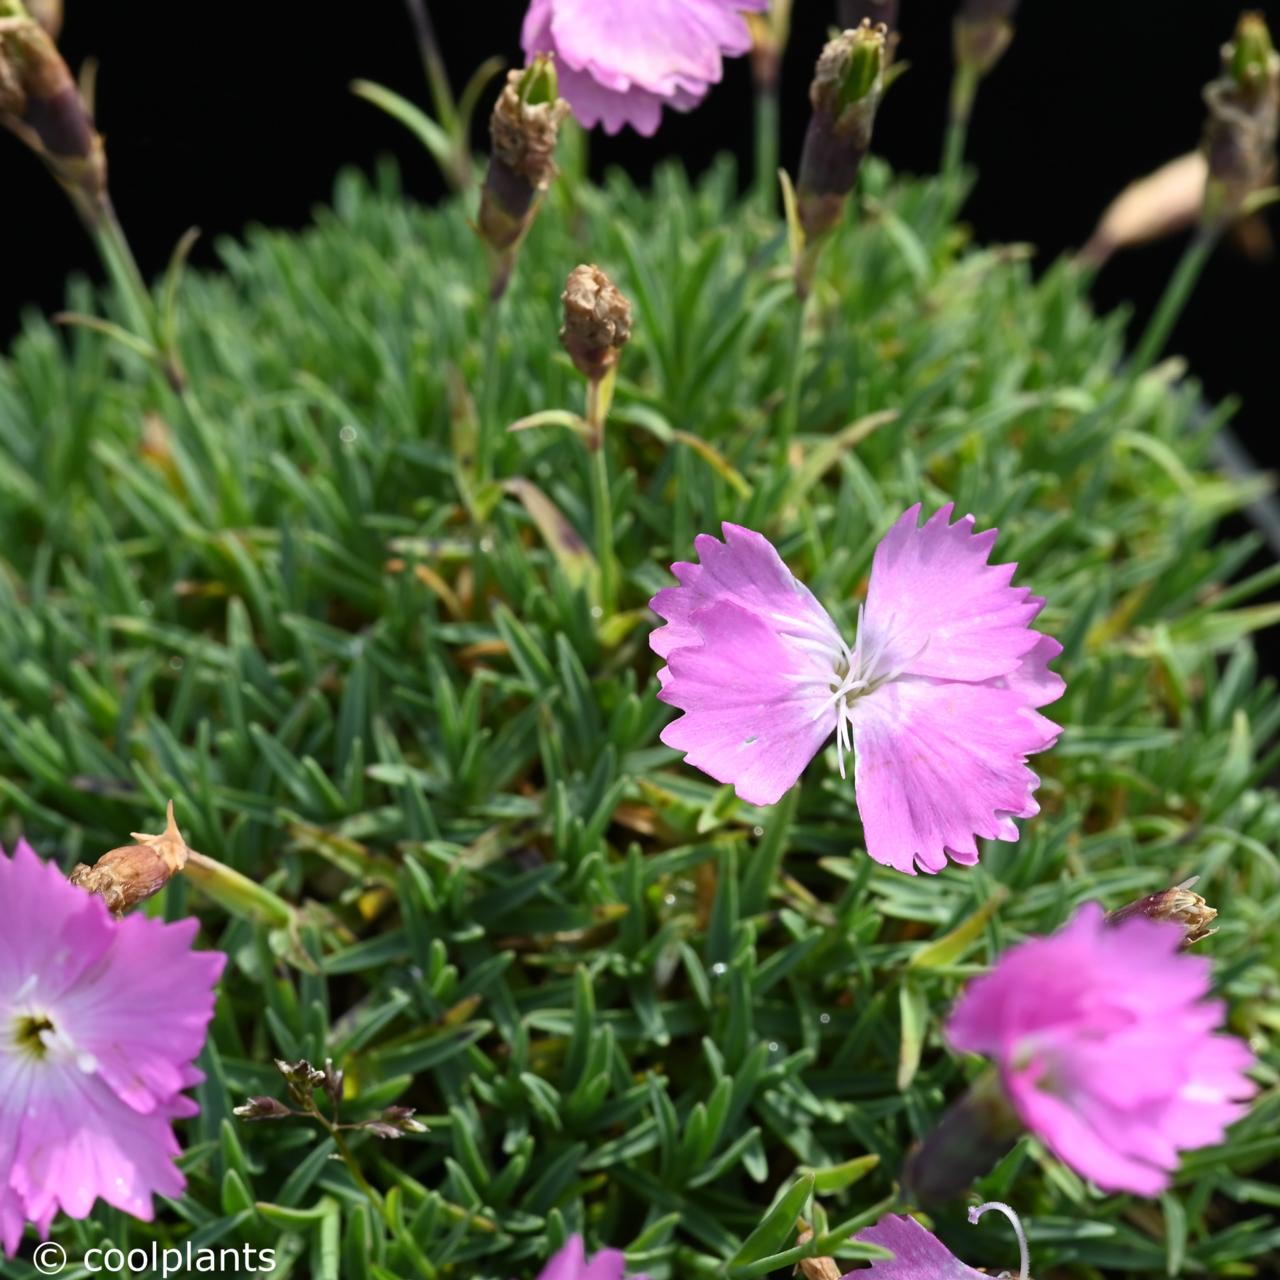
top-left (775, 293), bottom-right (810, 466)
top-left (91, 198), bottom-right (157, 348)
top-left (328, 1123), bottom-right (385, 1211)
top-left (754, 83), bottom-right (780, 214)
top-left (587, 381), bottom-right (617, 613)
top-left (1128, 225), bottom-right (1219, 379)
top-left (942, 65), bottom-right (978, 189)
top-left (476, 293), bottom-right (505, 484)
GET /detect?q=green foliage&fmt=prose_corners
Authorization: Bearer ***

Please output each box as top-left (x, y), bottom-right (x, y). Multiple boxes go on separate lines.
top-left (1, 155), bottom-right (1278, 1277)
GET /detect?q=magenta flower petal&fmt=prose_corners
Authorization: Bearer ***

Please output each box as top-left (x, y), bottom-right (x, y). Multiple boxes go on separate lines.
top-left (536, 1235), bottom-right (586, 1280)
top-left (863, 504), bottom-right (1046, 683)
top-left (580, 1248), bottom-right (630, 1280)
top-left (850, 678), bottom-right (1060, 874)
top-left (522, 0), bottom-right (766, 136)
top-left (533, 1234), bottom-right (647, 1280)
top-left (849, 1214), bottom-right (986, 1277)
top-left (0, 840), bottom-right (224, 1256)
top-left (946, 904), bottom-right (1257, 1194)
top-left (652, 524), bottom-right (846, 805)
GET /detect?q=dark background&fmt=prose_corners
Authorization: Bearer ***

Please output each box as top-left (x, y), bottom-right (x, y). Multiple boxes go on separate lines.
top-left (1, 0), bottom-right (1276, 474)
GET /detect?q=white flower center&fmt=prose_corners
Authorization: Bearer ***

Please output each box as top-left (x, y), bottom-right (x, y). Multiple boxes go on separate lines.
top-left (792, 605), bottom-right (926, 778)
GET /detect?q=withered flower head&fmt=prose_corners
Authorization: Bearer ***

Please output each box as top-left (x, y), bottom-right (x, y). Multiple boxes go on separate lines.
top-left (1202, 11), bottom-right (1280, 224)
top-left (489, 62), bottom-right (569, 193)
top-left (560, 263), bottom-right (633, 382)
top-left (477, 55), bottom-right (569, 296)
top-left (796, 22), bottom-right (888, 246)
top-left (0, 0), bottom-right (106, 215)
top-left (69, 799), bottom-right (192, 914)
top-left (233, 1096), bottom-right (293, 1122)
top-left (1107, 880), bottom-right (1219, 946)
top-left (360, 1105), bottom-right (429, 1140)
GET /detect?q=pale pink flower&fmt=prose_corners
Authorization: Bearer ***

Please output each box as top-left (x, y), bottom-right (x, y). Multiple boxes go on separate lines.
top-left (0, 840), bottom-right (224, 1256)
top-left (533, 1233), bottom-right (647, 1280)
top-left (521, 0), bottom-right (767, 136)
top-left (649, 504), bottom-right (1063, 873)
top-left (946, 903), bottom-right (1257, 1195)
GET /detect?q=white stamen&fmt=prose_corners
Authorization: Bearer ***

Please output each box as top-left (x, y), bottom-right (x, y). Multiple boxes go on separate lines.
top-left (967, 1201), bottom-right (1029, 1280)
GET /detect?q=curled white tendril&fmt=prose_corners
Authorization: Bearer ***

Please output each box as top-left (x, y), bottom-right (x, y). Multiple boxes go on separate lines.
top-left (967, 1201), bottom-right (1029, 1280)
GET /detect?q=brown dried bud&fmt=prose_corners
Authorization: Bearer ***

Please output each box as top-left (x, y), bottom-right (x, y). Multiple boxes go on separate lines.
top-left (233, 1096), bottom-right (294, 1122)
top-left (1080, 152), bottom-right (1208, 268)
top-left (69, 800), bottom-right (191, 914)
top-left (797, 23), bottom-right (887, 244)
top-left (1202, 13), bottom-right (1279, 225)
top-left (322, 1057), bottom-right (345, 1105)
top-left (361, 1105), bottom-right (428, 1139)
top-left (1107, 881), bottom-right (1218, 946)
top-left (795, 1229), bottom-right (842, 1280)
top-left (477, 56), bottom-right (569, 281)
top-left (560, 264), bottom-right (632, 383)
top-left (0, 4), bottom-right (106, 214)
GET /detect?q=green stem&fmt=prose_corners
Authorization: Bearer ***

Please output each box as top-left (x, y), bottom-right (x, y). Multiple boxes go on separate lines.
top-left (92, 199), bottom-right (157, 346)
top-left (1129, 225), bottom-right (1220, 378)
top-left (328, 1125), bottom-right (386, 1215)
top-left (775, 293), bottom-right (810, 466)
top-left (942, 65), bottom-right (978, 189)
top-left (754, 82), bottom-right (780, 214)
top-left (476, 294), bottom-right (505, 484)
top-left (588, 386), bottom-right (617, 614)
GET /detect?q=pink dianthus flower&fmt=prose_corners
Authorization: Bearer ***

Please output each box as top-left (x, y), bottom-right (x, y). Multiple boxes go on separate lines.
top-left (0, 840), bottom-right (224, 1256)
top-left (521, 0), bottom-right (767, 136)
top-left (533, 1233), bottom-right (648, 1280)
top-left (946, 903), bottom-right (1257, 1195)
top-left (649, 504), bottom-right (1063, 873)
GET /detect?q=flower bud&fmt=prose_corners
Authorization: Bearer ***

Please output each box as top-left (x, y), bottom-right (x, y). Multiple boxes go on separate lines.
top-left (233, 1096), bottom-right (293, 1122)
top-left (361, 1105), bottom-right (429, 1139)
top-left (322, 1057), bottom-right (345, 1105)
top-left (69, 800), bottom-right (191, 914)
top-left (274, 1057), bottom-right (326, 1107)
top-left (1231, 11), bottom-right (1277, 106)
top-left (901, 1067), bottom-right (1023, 1205)
top-left (477, 56), bottom-right (569, 295)
top-left (0, 1), bottom-right (106, 217)
top-left (1107, 881), bottom-right (1218, 946)
top-left (954, 0), bottom-right (1020, 82)
top-left (796, 22), bottom-right (888, 245)
top-left (1080, 151), bottom-right (1208, 267)
top-left (560, 263), bottom-right (632, 384)
top-left (1202, 12), bottom-right (1279, 225)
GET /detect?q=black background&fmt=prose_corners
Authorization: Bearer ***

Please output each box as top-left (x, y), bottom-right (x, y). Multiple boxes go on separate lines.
top-left (1, 0), bottom-right (1277, 473)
